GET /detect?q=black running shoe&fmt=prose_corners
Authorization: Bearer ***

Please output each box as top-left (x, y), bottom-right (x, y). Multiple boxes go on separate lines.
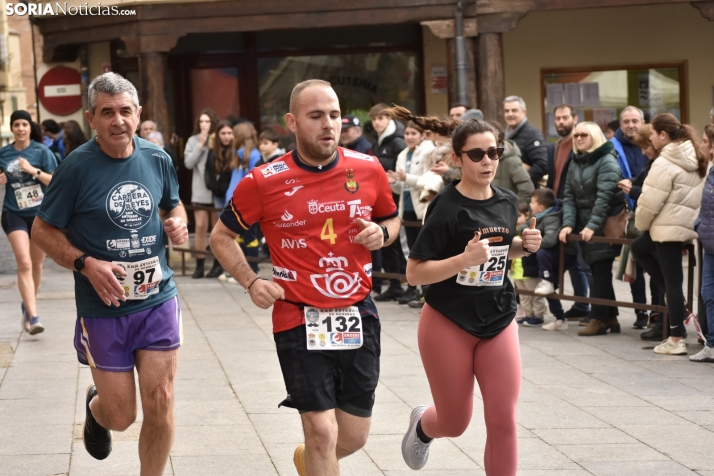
top-left (83, 384), bottom-right (112, 460)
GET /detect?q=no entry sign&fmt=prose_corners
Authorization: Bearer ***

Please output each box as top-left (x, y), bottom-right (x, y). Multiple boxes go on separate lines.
top-left (38, 66), bottom-right (82, 116)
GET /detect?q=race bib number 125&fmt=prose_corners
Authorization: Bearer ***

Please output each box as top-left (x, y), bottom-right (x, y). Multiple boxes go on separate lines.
top-left (457, 245), bottom-right (509, 287)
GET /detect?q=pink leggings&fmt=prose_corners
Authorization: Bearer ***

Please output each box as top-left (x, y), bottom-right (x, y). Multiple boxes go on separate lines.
top-left (418, 304), bottom-right (521, 476)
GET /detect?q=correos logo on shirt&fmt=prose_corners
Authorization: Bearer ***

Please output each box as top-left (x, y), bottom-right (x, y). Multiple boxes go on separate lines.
top-left (106, 182), bottom-right (154, 230)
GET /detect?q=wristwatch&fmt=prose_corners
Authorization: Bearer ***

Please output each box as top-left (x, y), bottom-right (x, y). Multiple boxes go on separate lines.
top-left (74, 253), bottom-right (89, 272)
top-left (35, 168), bottom-right (41, 177)
top-left (379, 224), bottom-right (389, 243)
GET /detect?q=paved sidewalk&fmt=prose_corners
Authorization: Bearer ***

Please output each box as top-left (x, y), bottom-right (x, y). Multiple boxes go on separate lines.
top-left (0, 262), bottom-right (713, 476)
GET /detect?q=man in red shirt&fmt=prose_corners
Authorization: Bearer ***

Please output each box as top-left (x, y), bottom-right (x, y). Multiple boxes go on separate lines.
top-left (211, 79), bottom-right (400, 476)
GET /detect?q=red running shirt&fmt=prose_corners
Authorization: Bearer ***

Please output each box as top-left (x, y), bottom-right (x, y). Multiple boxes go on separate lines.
top-left (220, 147), bottom-right (398, 333)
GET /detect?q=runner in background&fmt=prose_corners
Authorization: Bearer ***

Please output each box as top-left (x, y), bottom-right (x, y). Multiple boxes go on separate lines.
top-left (210, 79), bottom-right (400, 476)
top-left (0, 110), bottom-right (58, 335)
top-left (386, 106), bottom-right (540, 475)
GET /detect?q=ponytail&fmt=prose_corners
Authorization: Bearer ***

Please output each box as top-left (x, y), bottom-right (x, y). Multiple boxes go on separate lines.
top-left (651, 113), bottom-right (707, 178)
top-left (383, 105), bottom-right (499, 154)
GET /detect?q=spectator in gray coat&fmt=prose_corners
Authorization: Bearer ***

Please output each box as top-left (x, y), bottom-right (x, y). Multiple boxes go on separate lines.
top-left (183, 108), bottom-right (219, 279)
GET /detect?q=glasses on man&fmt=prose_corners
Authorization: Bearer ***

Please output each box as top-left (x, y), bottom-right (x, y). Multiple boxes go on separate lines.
top-left (458, 147), bottom-right (504, 163)
top-left (573, 133), bottom-right (590, 139)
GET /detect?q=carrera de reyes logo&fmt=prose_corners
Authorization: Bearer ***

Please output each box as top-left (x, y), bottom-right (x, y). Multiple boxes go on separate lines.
top-left (106, 182), bottom-right (154, 230)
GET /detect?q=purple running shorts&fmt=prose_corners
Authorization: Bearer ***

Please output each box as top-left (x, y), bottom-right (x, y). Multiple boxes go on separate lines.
top-left (74, 296), bottom-right (182, 371)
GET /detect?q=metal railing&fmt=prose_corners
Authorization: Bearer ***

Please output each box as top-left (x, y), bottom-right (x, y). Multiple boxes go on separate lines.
top-left (515, 234), bottom-right (696, 340)
top-left (172, 207), bottom-right (700, 340)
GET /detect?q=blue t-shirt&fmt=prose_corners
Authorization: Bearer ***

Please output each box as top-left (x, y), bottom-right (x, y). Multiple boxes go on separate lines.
top-left (0, 140), bottom-right (58, 216)
top-left (38, 137), bottom-right (180, 318)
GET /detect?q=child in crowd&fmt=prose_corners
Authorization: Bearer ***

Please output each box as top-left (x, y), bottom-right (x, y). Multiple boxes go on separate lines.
top-left (511, 202), bottom-right (529, 320)
top-left (529, 188), bottom-right (578, 330)
top-left (513, 201), bottom-right (548, 326)
top-left (257, 129), bottom-right (285, 165)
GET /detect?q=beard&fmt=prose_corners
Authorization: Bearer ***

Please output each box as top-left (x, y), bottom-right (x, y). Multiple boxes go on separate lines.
top-left (297, 130), bottom-right (337, 162)
top-left (556, 124), bottom-right (573, 138)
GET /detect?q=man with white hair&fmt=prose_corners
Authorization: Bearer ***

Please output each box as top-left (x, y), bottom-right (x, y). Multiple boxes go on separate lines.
top-left (32, 72), bottom-right (188, 475)
top-left (503, 95), bottom-right (548, 187)
top-left (139, 120), bottom-right (156, 139)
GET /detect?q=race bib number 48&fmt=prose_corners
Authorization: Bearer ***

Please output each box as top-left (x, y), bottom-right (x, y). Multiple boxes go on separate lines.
top-left (457, 245), bottom-right (509, 287)
top-left (15, 184), bottom-right (43, 210)
top-left (112, 256), bottom-right (162, 300)
top-left (304, 306), bottom-right (363, 350)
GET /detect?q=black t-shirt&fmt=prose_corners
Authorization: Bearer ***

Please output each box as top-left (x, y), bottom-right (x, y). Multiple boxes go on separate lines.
top-left (409, 182), bottom-right (519, 338)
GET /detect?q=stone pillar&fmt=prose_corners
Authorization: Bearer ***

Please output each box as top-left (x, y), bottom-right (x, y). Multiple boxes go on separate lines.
top-left (139, 52), bottom-right (169, 134)
top-left (476, 32), bottom-right (505, 122)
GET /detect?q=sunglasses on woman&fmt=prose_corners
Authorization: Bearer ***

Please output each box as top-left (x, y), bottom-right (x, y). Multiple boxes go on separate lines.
top-left (573, 133), bottom-right (590, 139)
top-left (458, 147), bottom-right (505, 162)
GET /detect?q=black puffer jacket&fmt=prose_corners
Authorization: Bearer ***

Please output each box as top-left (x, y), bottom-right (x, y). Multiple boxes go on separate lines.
top-left (562, 141), bottom-right (624, 264)
top-left (204, 150), bottom-right (232, 199)
top-left (372, 120), bottom-right (406, 172)
top-left (508, 120), bottom-right (548, 187)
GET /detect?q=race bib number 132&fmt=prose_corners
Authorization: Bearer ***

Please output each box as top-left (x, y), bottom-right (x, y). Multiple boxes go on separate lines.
top-left (304, 306), bottom-right (363, 350)
top-left (457, 245), bottom-right (509, 287)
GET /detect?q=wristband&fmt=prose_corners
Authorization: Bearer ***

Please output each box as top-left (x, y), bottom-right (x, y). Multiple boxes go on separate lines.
top-left (245, 277), bottom-right (262, 293)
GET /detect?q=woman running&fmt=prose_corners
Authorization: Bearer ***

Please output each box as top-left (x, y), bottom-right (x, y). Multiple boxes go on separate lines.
top-left (0, 110), bottom-right (58, 334)
top-left (386, 107), bottom-right (541, 475)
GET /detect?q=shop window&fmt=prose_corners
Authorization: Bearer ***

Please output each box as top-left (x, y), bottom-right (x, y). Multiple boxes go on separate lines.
top-left (259, 51), bottom-right (420, 148)
top-left (190, 67), bottom-right (240, 121)
top-left (541, 63), bottom-right (686, 138)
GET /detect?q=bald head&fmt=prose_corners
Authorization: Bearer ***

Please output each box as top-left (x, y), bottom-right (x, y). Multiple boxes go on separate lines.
top-left (289, 79), bottom-right (333, 115)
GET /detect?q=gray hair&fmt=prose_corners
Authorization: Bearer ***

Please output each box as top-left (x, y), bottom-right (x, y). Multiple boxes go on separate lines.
top-left (460, 109), bottom-right (484, 121)
top-left (710, 107), bottom-right (714, 117)
top-left (503, 95), bottom-right (526, 110)
top-left (147, 131), bottom-right (164, 147)
top-left (87, 72), bottom-right (140, 116)
top-left (140, 120), bottom-right (156, 130)
top-left (620, 105), bottom-right (644, 122)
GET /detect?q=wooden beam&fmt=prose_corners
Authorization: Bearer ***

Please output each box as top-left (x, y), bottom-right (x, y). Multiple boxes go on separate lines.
top-left (421, 19), bottom-right (478, 38)
top-left (692, 1), bottom-right (714, 20)
top-left (475, 32), bottom-right (505, 122)
top-left (122, 34), bottom-right (181, 55)
top-left (139, 52), bottom-right (170, 136)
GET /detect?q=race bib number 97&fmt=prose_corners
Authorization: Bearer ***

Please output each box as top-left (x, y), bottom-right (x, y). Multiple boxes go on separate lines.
top-left (112, 256), bottom-right (163, 300)
top-left (304, 306), bottom-right (363, 350)
top-left (457, 245), bottom-right (509, 287)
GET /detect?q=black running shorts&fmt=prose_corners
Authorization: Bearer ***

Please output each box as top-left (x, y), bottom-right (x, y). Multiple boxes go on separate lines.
top-left (274, 297), bottom-right (381, 418)
top-left (1, 210), bottom-right (35, 238)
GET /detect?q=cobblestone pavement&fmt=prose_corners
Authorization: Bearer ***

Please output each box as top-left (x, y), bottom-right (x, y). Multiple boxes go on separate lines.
top-left (0, 261), bottom-right (712, 476)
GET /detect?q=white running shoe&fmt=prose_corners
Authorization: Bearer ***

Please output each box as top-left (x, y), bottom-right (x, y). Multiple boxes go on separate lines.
top-left (401, 405), bottom-right (431, 470)
top-left (689, 345), bottom-right (714, 362)
top-left (28, 316), bottom-right (44, 335)
top-left (534, 280), bottom-right (555, 296)
top-left (654, 337), bottom-right (687, 355)
top-left (543, 319), bottom-right (568, 331)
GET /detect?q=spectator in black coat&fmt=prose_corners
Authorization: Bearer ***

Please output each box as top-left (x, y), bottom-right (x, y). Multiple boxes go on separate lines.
top-left (504, 95), bottom-right (548, 188)
top-left (369, 103), bottom-right (407, 301)
top-left (339, 115), bottom-right (373, 155)
top-left (370, 103), bottom-right (406, 173)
